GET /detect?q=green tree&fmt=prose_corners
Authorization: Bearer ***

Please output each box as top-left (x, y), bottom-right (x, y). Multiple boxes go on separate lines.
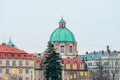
top-left (44, 42), bottom-right (62, 80)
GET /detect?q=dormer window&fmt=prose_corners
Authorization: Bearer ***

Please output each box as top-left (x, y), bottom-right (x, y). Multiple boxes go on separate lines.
top-left (18, 54), bottom-right (21, 58)
top-left (66, 62), bottom-right (70, 69)
top-left (73, 62), bottom-right (77, 69)
top-left (12, 53), bottom-right (14, 59)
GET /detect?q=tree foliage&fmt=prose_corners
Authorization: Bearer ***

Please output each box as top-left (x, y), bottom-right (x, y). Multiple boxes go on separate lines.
top-left (44, 42), bottom-right (62, 80)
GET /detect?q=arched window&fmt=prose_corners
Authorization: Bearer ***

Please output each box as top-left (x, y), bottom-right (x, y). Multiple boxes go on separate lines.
top-left (70, 45), bottom-right (73, 53)
top-left (60, 45), bottom-right (65, 53)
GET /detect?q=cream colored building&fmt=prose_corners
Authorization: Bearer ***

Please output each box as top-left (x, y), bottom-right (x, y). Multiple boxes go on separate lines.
top-left (0, 59), bottom-right (34, 80)
top-left (0, 41), bottom-right (42, 80)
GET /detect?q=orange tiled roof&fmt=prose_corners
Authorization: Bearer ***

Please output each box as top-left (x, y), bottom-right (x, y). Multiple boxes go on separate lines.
top-left (0, 45), bottom-right (27, 53)
top-left (0, 44), bottom-right (42, 68)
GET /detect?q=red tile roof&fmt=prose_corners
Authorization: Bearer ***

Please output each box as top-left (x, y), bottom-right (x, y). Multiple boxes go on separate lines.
top-left (0, 45), bottom-right (27, 53)
top-left (0, 44), bottom-right (43, 66)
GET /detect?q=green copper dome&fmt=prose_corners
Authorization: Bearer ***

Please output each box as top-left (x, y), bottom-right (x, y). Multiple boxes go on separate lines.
top-left (50, 28), bottom-right (76, 43)
top-left (50, 18), bottom-right (76, 43)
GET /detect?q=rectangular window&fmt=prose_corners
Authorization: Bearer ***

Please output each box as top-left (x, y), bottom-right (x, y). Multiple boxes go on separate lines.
top-left (115, 69), bottom-right (119, 73)
top-left (96, 62), bottom-right (100, 66)
top-left (26, 61), bottom-right (29, 65)
top-left (25, 69), bottom-right (29, 74)
top-left (115, 61), bottom-right (118, 65)
top-left (6, 69), bottom-right (9, 74)
top-left (70, 46), bottom-right (73, 53)
top-left (19, 61), bottom-right (23, 66)
top-left (6, 61), bottom-right (9, 66)
top-left (12, 61), bottom-right (16, 66)
top-left (104, 62), bottom-right (109, 65)
top-left (26, 77), bottom-right (29, 80)
top-left (19, 77), bottom-right (22, 80)
top-left (0, 61), bottom-right (2, 65)
top-left (19, 69), bottom-right (22, 74)
top-left (88, 62), bottom-right (92, 66)
top-left (0, 68), bottom-right (2, 74)
top-left (60, 45), bottom-right (65, 53)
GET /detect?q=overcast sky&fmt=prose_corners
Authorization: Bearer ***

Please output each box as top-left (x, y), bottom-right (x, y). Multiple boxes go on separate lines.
top-left (0, 0), bottom-right (120, 54)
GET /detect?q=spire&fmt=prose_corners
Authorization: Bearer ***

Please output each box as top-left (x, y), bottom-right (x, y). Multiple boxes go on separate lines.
top-left (59, 17), bottom-right (66, 28)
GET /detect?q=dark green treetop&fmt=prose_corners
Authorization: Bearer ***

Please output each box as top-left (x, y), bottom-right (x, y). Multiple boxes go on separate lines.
top-left (44, 42), bottom-right (62, 80)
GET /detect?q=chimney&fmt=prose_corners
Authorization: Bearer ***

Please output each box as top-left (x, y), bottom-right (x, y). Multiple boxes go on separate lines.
top-left (86, 51), bottom-right (88, 55)
top-left (114, 50), bottom-right (116, 53)
top-left (102, 50), bottom-right (104, 54)
top-left (107, 45), bottom-right (111, 54)
top-left (107, 45), bottom-right (109, 52)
